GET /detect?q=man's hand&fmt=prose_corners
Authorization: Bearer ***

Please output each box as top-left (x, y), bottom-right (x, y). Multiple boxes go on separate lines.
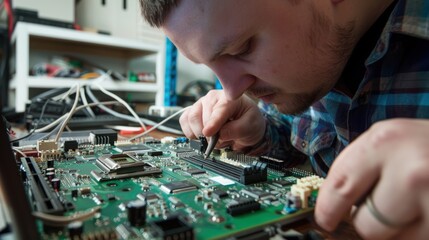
top-left (315, 119), bottom-right (429, 239)
top-left (179, 90), bottom-right (266, 151)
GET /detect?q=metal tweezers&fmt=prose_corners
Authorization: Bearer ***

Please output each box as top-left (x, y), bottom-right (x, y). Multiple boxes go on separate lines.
top-left (204, 132), bottom-right (220, 159)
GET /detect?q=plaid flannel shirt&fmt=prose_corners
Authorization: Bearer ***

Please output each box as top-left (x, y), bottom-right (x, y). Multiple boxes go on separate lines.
top-left (252, 0), bottom-right (429, 176)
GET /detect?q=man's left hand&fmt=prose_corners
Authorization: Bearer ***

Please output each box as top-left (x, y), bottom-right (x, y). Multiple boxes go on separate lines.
top-left (315, 118), bottom-right (429, 239)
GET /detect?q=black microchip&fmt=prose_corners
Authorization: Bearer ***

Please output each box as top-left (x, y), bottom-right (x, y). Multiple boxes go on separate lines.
top-left (149, 215), bottom-right (193, 239)
top-left (186, 168), bottom-right (206, 176)
top-left (213, 189), bottom-right (228, 199)
top-left (90, 129), bottom-right (117, 146)
top-left (227, 198), bottom-right (261, 216)
top-left (71, 189), bottom-right (78, 198)
top-left (189, 136), bottom-right (208, 153)
top-left (148, 151), bottom-right (163, 156)
top-left (64, 201), bottom-right (75, 211)
top-left (160, 181), bottom-right (198, 194)
top-left (64, 140), bottom-right (78, 152)
top-left (272, 179), bottom-right (295, 187)
top-left (145, 140), bottom-right (161, 144)
top-left (116, 144), bottom-right (150, 152)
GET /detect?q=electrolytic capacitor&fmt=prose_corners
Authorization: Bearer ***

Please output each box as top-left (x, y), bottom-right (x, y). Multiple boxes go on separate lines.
top-left (46, 172), bottom-right (55, 182)
top-left (51, 178), bottom-right (61, 191)
top-left (126, 199), bottom-right (147, 227)
top-left (68, 221), bottom-right (83, 238)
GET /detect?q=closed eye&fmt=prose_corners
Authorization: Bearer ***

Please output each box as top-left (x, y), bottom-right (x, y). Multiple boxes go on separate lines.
top-left (235, 38), bottom-right (253, 57)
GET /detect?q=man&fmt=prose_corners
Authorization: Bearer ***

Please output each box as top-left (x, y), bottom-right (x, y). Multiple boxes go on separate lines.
top-left (140, 0), bottom-right (429, 239)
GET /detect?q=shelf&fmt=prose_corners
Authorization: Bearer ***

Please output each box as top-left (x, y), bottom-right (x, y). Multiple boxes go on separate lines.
top-left (9, 22), bottom-right (166, 112)
top-left (10, 76), bottom-right (159, 92)
top-left (13, 22), bottom-right (160, 58)
top-left (30, 36), bottom-right (155, 59)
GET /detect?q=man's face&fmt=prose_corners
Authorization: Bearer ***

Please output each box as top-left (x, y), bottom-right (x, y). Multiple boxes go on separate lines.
top-left (163, 0), bottom-right (355, 114)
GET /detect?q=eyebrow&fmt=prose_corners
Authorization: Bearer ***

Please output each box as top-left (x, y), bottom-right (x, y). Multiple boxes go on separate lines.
top-left (208, 32), bottom-right (249, 62)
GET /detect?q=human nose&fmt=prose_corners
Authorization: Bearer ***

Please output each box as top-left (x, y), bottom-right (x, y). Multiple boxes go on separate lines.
top-left (211, 61), bottom-right (256, 100)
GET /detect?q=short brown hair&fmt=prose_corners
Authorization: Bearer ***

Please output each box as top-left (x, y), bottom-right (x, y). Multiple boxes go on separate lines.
top-left (139, 0), bottom-right (179, 27)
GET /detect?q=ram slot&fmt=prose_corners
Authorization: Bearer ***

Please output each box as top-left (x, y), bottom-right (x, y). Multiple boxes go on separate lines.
top-left (21, 157), bottom-right (64, 215)
top-left (181, 155), bottom-right (267, 184)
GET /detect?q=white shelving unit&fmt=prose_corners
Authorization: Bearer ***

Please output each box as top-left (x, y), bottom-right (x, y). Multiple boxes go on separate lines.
top-left (9, 22), bottom-right (165, 112)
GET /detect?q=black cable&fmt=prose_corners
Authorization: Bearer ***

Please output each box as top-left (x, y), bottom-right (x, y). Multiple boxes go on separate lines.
top-left (10, 99), bottom-right (51, 144)
top-left (27, 87), bottom-right (92, 119)
top-left (0, 28), bottom-right (10, 108)
top-left (2, 115), bottom-right (11, 133)
top-left (30, 87), bottom-right (69, 102)
top-left (24, 88), bottom-right (68, 124)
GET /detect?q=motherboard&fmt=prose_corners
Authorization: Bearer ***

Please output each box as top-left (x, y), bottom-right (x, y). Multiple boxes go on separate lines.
top-left (19, 131), bottom-right (323, 240)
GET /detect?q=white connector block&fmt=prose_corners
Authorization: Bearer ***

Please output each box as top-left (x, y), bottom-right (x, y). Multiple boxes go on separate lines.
top-left (37, 140), bottom-right (58, 152)
top-left (161, 136), bottom-right (176, 144)
top-left (291, 175), bottom-right (324, 208)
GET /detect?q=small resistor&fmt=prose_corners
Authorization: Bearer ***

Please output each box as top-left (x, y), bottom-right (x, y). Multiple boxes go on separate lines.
top-left (51, 178), bottom-right (61, 191)
top-left (204, 203), bottom-right (213, 210)
top-left (80, 187), bottom-right (91, 195)
top-left (194, 195), bottom-right (203, 202)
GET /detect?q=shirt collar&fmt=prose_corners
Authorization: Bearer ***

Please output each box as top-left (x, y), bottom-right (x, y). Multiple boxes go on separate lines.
top-left (366, 0), bottom-right (429, 65)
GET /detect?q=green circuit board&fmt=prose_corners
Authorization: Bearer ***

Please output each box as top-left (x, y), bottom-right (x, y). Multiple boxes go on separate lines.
top-left (21, 137), bottom-right (320, 240)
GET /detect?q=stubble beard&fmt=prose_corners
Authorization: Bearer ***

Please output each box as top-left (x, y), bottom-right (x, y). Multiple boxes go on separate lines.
top-left (274, 4), bottom-right (356, 115)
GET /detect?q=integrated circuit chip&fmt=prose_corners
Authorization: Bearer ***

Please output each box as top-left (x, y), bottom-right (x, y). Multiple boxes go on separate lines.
top-left (186, 168), bottom-right (206, 176)
top-left (227, 198), bottom-right (261, 216)
top-left (171, 148), bottom-right (196, 158)
top-left (137, 192), bottom-right (160, 204)
top-left (116, 144), bottom-right (151, 152)
top-left (168, 166), bottom-right (181, 172)
top-left (160, 180), bottom-right (198, 194)
top-left (149, 215), bottom-right (193, 239)
top-left (148, 151), bottom-right (163, 156)
top-left (241, 189), bottom-right (271, 200)
top-left (213, 189), bottom-right (228, 199)
top-left (91, 153), bottom-right (162, 181)
top-left (272, 178), bottom-right (296, 187)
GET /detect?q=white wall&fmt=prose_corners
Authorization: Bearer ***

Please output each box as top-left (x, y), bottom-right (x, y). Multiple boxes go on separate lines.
top-left (13, 0), bottom-right (74, 22)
